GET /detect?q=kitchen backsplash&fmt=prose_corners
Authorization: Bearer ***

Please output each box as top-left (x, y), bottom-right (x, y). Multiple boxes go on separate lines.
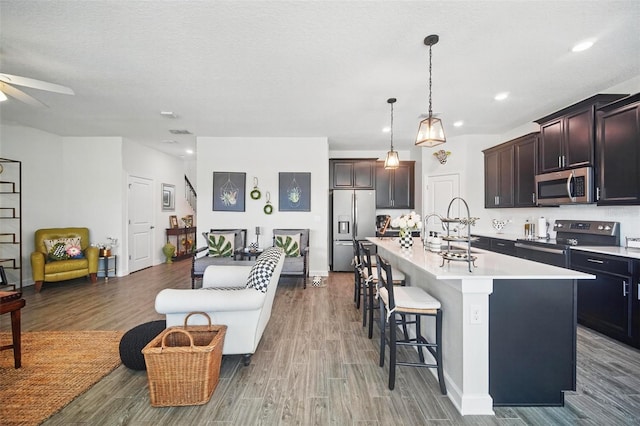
top-left (473, 204), bottom-right (639, 244)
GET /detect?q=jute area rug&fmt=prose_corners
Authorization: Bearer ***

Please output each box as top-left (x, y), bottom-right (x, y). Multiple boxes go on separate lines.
top-left (0, 330), bottom-right (123, 426)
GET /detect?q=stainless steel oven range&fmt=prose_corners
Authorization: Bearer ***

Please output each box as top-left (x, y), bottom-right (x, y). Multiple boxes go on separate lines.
top-left (515, 220), bottom-right (620, 268)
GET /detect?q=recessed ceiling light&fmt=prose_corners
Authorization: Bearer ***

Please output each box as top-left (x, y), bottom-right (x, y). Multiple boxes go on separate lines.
top-left (185, 149), bottom-right (194, 154)
top-left (382, 126), bottom-right (391, 133)
top-left (572, 40), bottom-right (595, 53)
top-left (160, 111), bottom-right (177, 118)
top-left (453, 120), bottom-right (464, 127)
top-left (494, 92), bottom-right (509, 101)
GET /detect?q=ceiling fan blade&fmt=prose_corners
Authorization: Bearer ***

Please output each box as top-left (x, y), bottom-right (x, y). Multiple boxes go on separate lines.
top-left (0, 82), bottom-right (48, 107)
top-left (0, 73), bottom-right (74, 95)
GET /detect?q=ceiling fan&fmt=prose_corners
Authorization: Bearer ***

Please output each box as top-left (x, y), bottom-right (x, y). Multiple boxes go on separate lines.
top-left (0, 73), bottom-right (74, 107)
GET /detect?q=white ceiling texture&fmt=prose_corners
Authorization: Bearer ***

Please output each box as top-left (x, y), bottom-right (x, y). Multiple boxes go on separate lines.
top-left (1, 1), bottom-right (639, 158)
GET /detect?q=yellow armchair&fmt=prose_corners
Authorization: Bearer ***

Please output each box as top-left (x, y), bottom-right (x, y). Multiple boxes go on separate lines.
top-left (30, 227), bottom-right (99, 292)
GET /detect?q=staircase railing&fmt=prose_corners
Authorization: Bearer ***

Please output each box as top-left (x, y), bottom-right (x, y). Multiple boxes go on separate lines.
top-left (185, 175), bottom-right (197, 210)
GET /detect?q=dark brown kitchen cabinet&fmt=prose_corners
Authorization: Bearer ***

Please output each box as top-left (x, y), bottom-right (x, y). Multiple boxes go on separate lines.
top-left (535, 94), bottom-right (627, 173)
top-left (514, 133), bottom-right (538, 207)
top-left (330, 159), bottom-right (375, 189)
top-left (375, 161), bottom-right (415, 209)
top-left (484, 142), bottom-right (514, 208)
top-left (571, 251), bottom-right (636, 347)
top-left (484, 132), bottom-right (538, 208)
top-left (596, 93), bottom-right (640, 205)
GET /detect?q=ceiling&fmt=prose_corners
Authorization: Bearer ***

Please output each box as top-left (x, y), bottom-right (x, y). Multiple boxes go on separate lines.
top-left (1, 1), bottom-right (639, 159)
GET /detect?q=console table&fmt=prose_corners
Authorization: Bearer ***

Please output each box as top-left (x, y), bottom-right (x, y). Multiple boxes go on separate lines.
top-left (166, 227), bottom-right (197, 261)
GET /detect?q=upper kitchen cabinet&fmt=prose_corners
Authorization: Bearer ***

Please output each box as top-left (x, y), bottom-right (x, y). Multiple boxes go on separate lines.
top-left (535, 94), bottom-right (627, 173)
top-left (514, 133), bottom-right (538, 207)
top-left (484, 143), bottom-right (514, 208)
top-left (330, 159), bottom-right (375, 189)
top-left (375, 161), bottom-right (415, 209)
top-left (484, 132), bottom-right (538, 208)
top-left (596, 93), bottom-right (640, 205)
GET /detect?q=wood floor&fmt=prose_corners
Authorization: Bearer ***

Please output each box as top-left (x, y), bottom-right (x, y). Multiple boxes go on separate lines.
top-left (2, 260), bottom-right (640, 425)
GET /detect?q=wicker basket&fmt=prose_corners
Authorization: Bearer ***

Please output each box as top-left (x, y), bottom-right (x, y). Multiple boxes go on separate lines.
top-left (142, 312), bottom-right (226, 407)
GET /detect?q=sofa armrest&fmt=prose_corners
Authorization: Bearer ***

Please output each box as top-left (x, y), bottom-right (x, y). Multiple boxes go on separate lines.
top-left (85, 246), bottom-right (99, 273)
top-left (156, 288), bottom-right (265, 313)
top-left (202, 264), bottom-right (253, 288)
top-left (30, 251), bottom-right (46, 282)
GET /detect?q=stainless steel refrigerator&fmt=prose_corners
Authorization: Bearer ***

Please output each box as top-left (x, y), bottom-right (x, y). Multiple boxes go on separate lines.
top-left (331, 189), bottom-right (376, 271)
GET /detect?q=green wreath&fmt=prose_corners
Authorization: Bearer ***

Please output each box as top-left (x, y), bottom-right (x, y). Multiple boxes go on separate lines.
top-left (263, 204), bottom-right (273, 215)
top-left (250, 188), bottom-right (261, 200)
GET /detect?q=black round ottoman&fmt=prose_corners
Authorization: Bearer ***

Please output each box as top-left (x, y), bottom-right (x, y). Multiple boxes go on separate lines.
top-left (119, 320), bottom-right (166, 370)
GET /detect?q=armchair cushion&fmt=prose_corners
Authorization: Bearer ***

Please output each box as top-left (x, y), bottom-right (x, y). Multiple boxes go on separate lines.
top-left (207, 232), bottom-right (235, 257)
top-left (274, 233), bottom-right (301, 257)
top-left (272, 229), bottom-right (309, 286)
top-left (44, 237), bottom-right (84, 261)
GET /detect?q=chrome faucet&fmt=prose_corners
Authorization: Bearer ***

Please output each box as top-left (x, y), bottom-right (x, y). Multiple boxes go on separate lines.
top-left (422, 213), bottom-right (444, 246)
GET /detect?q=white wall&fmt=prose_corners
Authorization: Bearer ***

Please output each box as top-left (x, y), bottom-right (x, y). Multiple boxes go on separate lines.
top-left (122, 139), bottom-right (195, 270)
top-left (197, 137), bottom-right (329, 276)
top-left (0, 126), bottom-right (127, 285)
top-left (0, 124), bottom-right (192, 286)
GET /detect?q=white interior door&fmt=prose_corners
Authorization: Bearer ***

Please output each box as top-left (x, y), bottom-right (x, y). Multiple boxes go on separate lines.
top-left (425, 173), bottom-right (461, 223)
top-left (128, 175), bottom-right (154, 273)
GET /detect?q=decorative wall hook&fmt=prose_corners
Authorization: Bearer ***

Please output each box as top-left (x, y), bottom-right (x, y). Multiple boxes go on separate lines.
top-left (433, 149), bottom-right (451, 164)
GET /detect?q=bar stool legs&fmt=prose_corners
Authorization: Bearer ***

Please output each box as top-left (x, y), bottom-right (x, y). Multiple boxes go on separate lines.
top-left (376, 254), bottom-right (446, 394)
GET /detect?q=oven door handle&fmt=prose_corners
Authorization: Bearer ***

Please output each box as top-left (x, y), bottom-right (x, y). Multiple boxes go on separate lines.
top-left (515, 243), bottom-right (566, 255)
top-left (566, 171), bottom-right (576, 202)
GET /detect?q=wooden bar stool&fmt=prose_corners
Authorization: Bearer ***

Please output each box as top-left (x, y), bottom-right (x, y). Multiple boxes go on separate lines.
top-left (376, 254), bottom-right (446, 394)
top-left (359, 242), bottom-right (406, 339)
top-left (0, 295), bottom-right (26, 368)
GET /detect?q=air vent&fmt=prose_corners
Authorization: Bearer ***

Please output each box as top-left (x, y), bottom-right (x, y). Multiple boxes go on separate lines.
top-left (169, 129), bottom-right (192, 135)
top-left (162, 140), bottom-right (178, 144)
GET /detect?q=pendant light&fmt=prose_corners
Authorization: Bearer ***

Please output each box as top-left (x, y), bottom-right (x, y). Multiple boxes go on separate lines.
top-left (384, 98), bottom-right (400, 169)
top-left (416, 34), bottom-right (446, 147)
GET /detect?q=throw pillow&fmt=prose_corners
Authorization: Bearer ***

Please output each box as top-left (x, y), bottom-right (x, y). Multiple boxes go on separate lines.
top-left (208, 233), bottom-right (235, 257)
top-left (246, 247), bottom-right (283, 293)
top-left (275, 233), bottom-right (301, 257)
top-left (44, 237), bottom-right (83, 261)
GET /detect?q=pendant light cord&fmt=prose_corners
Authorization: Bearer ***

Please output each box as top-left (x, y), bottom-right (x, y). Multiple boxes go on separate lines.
top-left (428, 42), bottom-right (433, 118)
top-left (390, 100), bottom-right (394, 151)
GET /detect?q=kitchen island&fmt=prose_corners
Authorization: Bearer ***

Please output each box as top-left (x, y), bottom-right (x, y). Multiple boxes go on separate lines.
top-left (367, 237), bottom-right (593, 416)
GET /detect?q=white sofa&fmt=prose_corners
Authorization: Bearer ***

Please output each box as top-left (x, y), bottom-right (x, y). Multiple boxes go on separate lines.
top-left (155, 247), bottom-right (285, 366)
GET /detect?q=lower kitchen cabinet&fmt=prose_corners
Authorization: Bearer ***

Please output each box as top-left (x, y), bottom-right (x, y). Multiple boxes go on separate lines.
top-left (471, 235), bottom-right (517, 257)
top-left (571, 251), bottom-right (638, 348)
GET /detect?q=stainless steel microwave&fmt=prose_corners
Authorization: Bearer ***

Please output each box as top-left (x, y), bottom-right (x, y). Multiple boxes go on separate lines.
top-left (535, 166), bottom-right (594, 205)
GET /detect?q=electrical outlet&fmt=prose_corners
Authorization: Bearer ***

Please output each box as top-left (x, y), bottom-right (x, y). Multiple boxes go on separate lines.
top-left (470, 305), bottom-right (481, 324)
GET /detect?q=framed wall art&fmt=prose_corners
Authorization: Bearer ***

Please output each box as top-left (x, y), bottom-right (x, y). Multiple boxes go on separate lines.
top-left (279, 172), bottom-right (311, 211)
top-left (213, 172), bottom-right (246, 212)
top-left (162, 183), bottom-right (175, 211)
top-left (169, 215), bottom-right (179, 228)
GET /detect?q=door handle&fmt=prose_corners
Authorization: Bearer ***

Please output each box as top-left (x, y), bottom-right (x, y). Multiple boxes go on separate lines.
top-left (150, 226), bottom-right (155, 229)
top-left (566, 171), bottom-right (576, 202)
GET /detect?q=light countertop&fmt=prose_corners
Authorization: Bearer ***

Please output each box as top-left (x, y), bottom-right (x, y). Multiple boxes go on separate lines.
top-left (367, 237), bottom-right (592, 281)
